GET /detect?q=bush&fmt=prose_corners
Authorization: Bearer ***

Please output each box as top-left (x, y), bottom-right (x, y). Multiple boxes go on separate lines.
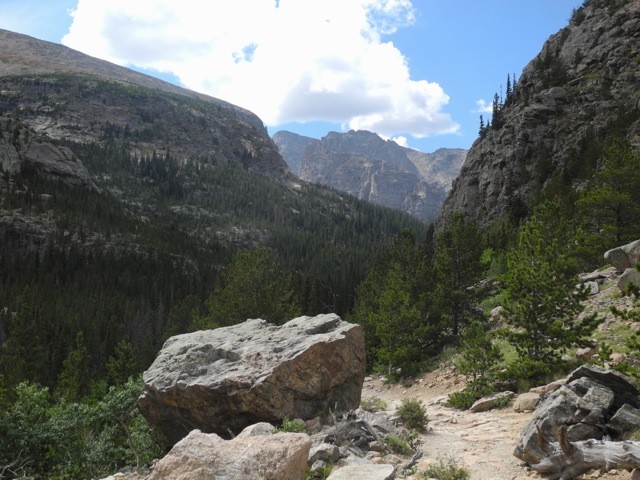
top-left (396, 398), bottom-right (428, 432)
top-left (447, 380), bottom-right (492, 410)
top-left (278, 418), bottom-right (307, 433)
top-left (422, 456), bottom-right (470, 480)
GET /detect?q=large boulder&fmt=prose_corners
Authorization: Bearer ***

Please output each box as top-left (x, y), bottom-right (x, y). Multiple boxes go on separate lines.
top-left (514, 365), bottom-right (640, 466)
top-left (604, 239), bottom-right (640, 271)
top-left (148, 429), bottom-right (310, 480)
top-left (138, 314), bottom-right (366, 448)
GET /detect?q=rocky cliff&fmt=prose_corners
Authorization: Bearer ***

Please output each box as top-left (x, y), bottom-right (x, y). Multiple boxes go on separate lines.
top-left (0, 29), bottom-right (286, 177)
top-left (275, 129), bottom-right (466, 223)
top-left (439, 0), bottom-right (640, 228)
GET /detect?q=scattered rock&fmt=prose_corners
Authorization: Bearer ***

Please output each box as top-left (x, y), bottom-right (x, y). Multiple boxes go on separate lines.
top-left (309, 443), bottom-right (341, 464)
top-left (235, 422), bottom-right (277, 439)
top-left (470, 391), bottom-right (515, 413)
top-left (138, 314), bottom-right (365, 448)
top-left (513, 392), bottom-right (541, 413)
top-left (583, 281), bottom-right (600, 295)
top-left (327, 464), bottom-right (395, 480)
top-left (608, 404), bottom-right (640, 436)
top-left (604, 239), bottom-right (640, 271)
top-left (490, 305), bottom-right (504, 322)
top-left (576, 347), bottom-right (597, 360)
top-left (148, 429), bottom-right (311, 480)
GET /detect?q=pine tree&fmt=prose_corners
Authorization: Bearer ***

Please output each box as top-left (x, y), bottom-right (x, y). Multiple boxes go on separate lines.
top-left (577, 137), bottom-right (640, 249)
top-left (501, 202), bottom-right (600, 381)
top-left (56, 332), bottom-right (92, 402)
top-left (193, 247), bottom-right (301, 329)
top-left (106, 340), bottom-right (138, 387)
top-left (479, 115), bottom-right (485, 135)
top-left (433, 212), bottom-right (485, 338)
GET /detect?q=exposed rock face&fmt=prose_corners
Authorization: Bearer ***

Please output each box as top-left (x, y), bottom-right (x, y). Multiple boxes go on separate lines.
top-left (275, 129), bottom-right (466, 222)
top-left (148, 429), bottom-right (311, 480)
top-left (440, 0), bottom-right (640, 229)
top-left (0, 29), bottom-right (287, 177)
top-left (0, 116), bottom-right (99, 192)
top-left (138, 314), bottom-right (366, 448)
top-left (514, 365), bottom-right (640, 467)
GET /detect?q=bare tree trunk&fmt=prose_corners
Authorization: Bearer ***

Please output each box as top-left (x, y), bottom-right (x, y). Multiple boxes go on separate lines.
top-left (530, 426), bottom-right (640, 480)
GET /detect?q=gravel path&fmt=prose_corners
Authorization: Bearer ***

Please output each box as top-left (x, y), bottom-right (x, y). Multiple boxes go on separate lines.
top-left (360, 368), bottom-right (633, 480)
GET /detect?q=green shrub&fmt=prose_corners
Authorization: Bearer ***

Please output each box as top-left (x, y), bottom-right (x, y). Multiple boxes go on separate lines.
top-left (278, 418), bottom-right (307, 433)
top-left (422, 456), bottom-right (470, 480)
top-left (396, 398), bottom-right (428, 432)
top-left (384, 434), bottom-right (412, 455)
top-left (360, 396), bottom-right (388, 412)
top-left (447, 381), bottom-right (492, 410)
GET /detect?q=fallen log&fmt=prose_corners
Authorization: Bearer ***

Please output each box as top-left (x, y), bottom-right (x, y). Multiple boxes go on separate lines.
top-left (530, 426), bottom-right (640, 480)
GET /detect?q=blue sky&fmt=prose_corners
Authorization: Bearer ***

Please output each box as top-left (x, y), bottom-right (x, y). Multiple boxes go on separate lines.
top-left (0, 0), bottom-right (583, 153)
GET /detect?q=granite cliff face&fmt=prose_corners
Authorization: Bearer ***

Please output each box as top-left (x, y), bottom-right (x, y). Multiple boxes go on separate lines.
top-left (275, 130), bottom-right (466, 223)
top-left (439, 0), bottom-right (640, 228)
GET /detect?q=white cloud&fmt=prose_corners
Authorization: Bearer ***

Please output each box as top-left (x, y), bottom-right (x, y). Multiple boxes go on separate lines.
top-left (473, 99), bottom-right (493, 114)
top-left (62, 0), bottom-right (459, 139)
top-left (391, 136), bottom-right (409, 148)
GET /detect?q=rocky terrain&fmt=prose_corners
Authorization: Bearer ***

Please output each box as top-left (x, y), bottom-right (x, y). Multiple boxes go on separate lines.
top-left (274, 130), bottom-right (466, 223)
top-left (439, 0), bottom-right (640, 229)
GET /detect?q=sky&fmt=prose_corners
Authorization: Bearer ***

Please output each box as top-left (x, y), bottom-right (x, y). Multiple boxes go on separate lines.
top-left (0, 0), bottom-right (584, 153)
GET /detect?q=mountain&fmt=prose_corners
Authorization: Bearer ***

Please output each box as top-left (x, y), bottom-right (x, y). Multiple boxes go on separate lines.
top-left (274, 129), bottom-right (466, 223)
top-left (439, 0), bottom-right (640, 229)
top-left (0, 29), bottom-right (426, 384)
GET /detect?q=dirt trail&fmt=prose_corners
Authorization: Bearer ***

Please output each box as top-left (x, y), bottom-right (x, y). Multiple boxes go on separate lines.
top-left (360, 367), bottom-right (632, 480)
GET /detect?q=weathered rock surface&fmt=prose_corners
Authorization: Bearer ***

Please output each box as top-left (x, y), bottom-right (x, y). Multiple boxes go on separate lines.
top-left (148, 429), bottom-right (310, 480)
top-left (605, 239), bottom-right (640, 271)
top-left (138, 314), bottom-right (366, 448)
top-left (514, 365), bottom-right (640, 467)
top-left (439, 0), bottom-right (640, 230)
top-left (326, 464), bottom-right (395, 480)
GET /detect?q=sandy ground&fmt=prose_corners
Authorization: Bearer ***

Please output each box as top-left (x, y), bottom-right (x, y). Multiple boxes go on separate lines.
top-left (360, 367), bottom-right (634, 480)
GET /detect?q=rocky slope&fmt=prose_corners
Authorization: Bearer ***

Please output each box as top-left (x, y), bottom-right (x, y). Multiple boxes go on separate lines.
top-left (274, 129), bottom-right (466, 223)
top-left (439, 0), bottom-right (640, 229)
top-left (0, 29), bottom-right (286, 177)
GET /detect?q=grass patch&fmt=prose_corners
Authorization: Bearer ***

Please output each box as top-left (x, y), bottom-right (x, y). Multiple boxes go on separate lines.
top-left (277, 418), bottom-right (306, 433)
top-left (360, 396), bottom-right (388, 412)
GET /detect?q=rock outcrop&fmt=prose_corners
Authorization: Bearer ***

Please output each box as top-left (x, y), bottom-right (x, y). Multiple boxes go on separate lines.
top-left (138, 314), bottom-right (366, 448)
top-left (0, 116), bottom-right (99, 192)
top-left (514, 364), bottom-right (640, 467)
top-left (439, 0), bottom-right (640, 229)
top-left (148, 429), bottom-right (310, 480)
top-left (275, 129), bottom-right (466, 222)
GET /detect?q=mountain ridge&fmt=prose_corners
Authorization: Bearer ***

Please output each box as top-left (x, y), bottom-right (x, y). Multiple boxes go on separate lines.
top-left (274, 129), bottom-right (466, 223)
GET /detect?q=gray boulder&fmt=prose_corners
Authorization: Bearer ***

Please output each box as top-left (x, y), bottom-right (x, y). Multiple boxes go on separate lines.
top-left (619, 267), bottom-right (640, 295)
top-left (604, 239), bottom-right (640, 271)
top-left (148, 429), bottom-right (310, 480)
top-left (138, 314), bottom-right (365, 448)
top-left (514, 365), bottom-right (640, 467)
